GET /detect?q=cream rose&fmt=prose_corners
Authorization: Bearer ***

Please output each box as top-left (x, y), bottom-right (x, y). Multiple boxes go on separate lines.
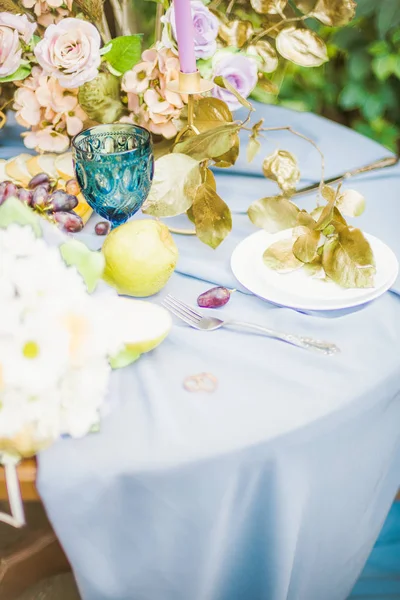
top-left (0, 13), bottom-right (36, 78)
top-left (34, 18), bottom-right (101, 88)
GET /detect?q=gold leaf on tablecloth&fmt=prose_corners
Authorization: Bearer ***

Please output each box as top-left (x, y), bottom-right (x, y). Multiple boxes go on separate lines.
top-left (247, 137), bottom-right (262, 163)
top-left (336, 189), bottom-right (366, 217)
top-left (296, 0), bottom-right (356, 26)
top-left (143, 154), bottom-right (201, 217)
top-left (276, 26), bottom-right (328, 67)
top-left (263, 238), bottom-right (304, 273)
top-left (251, 0), bottom-right (288, 14)
top-left (247, 40), bottom-right (279, 73)
top-left (292, 227), bottom-right (320, 263)
top-left (248, 196), bottom-right (299, 232)
top-left (214, 77), bottom-right (254, 111)
top-left (322, 225), bottom-right (376, 288)
top-left (262, 149), bottom-right (300, 192)
top-left (173, 123), bottom-right (239, 161)
top-left (219, 20), bottom-right (254, 48)
top-left (191, 184), bottom-right (232, 249)
top-left (180, 97), bottom-right (233, 133)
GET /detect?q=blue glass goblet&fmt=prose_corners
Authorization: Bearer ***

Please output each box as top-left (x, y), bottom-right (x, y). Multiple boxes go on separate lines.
top-left (72, 123), bottom-right (154, 228)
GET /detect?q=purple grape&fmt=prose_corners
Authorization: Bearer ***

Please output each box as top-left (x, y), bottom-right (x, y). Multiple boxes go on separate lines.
top-left (31, 185), bottom-right (49, 209)
top-left (28, 172), bottom-right (50, 190)
top-left (47, 190), bottom-right (78, 212)
top-left (54, 211), bottom-right (84, 233)
top-left (95, 221), bottom-right (110, 236)
top-left (0, 182), bottom-right (7, 206)
top-left (197, 286), bottom-right (232, 308)
top-left (17, 188), bottom-right (33, 206)
top-left (3, 182), bottom-right (19, 201)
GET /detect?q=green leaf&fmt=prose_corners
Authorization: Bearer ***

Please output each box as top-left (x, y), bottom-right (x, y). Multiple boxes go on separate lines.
top-left (0, 63), bottom-right (31, 83)
top-left (377, 0), bottom-right (400, 38)
top-left (173, 123), bottom-right (240, 161)
top-left (103, 35), bottom-right (142, 74)
top-left (372, 55), bottom-right (397, 80)
top-left (339, 82), bottom-right (365, 109)
top-left (0, 197), bottom-right (41, 236)
top-left (214, 76), bottom-right (255, 110)
top-left (109, 347), bottom-right (141, 369)
top-left (248, 196), bottom-right (299, 232)
top-left (322, 226), bottom-right (376, 288)
top-left (60, 239), bottom-right (105, 293)
top-left (360, 94), bottom-right (385, 121)
top-left (191, 184), bottom-right (232, 249)
top-left (143, 154), bottom-right (202, 217)
top-left (263, 238), bottom-right (304, 273)
top-left (348, 52), bottom-right (371, 81)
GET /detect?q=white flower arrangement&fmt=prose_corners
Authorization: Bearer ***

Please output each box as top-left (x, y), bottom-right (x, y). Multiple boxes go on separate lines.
top-left (0, 222), bottom-right (123, 526)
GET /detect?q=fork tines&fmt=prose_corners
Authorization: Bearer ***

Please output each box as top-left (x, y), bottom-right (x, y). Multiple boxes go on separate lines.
top-left (162, 295), bottom-right (202, 326)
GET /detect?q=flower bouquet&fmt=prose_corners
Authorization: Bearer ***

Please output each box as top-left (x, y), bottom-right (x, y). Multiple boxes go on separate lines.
top-left (0, 0), bottom-right (377, 290)
top-left (0, 196), bottom-right (171, 527)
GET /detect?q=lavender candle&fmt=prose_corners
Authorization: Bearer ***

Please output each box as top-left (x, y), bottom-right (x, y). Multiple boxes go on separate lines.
top-left (174, 0), bottom-right (197, 73)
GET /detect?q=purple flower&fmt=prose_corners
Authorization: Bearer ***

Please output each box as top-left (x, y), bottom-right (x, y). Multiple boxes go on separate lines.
top-left (212, 54), bottom-right (258, 110)
top-left (163, 0), bottom-right (219, 60)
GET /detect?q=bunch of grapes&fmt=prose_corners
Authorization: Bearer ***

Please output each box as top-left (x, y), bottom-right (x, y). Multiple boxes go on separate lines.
top-left (0, 174), bottom-right (84, 233)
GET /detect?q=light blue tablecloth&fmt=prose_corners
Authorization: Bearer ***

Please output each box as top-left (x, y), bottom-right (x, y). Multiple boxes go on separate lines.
top-left (1, 105), bottom-right (400, 600)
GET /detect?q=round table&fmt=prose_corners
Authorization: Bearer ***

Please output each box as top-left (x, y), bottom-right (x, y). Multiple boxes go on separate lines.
top-left (3, 105), bottom-right (400, 600)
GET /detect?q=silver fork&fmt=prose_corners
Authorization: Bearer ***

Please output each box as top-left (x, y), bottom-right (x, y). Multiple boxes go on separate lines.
top-left (162, 295), bottom-right (340, 356)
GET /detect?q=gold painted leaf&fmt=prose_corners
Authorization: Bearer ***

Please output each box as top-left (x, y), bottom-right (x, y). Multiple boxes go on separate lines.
top-left (214, 77), bottom-right (254, 110)
top-left (251, 0), bottom-right (288, 14)
top-left (256, 77), bottom-right (279, 95)
top-left (336, 189), bottom-right (366, 217)
top-left (296, 210), bottom-right (317, 229)
top-left (276, 26), bottom-right (328, 67)
top-left (214, 133), bottom-right (240, 168)
top-left (321, 184), bottom-right (336, 204)
top-left (200, 166), bottom-right (217, 190)
top-left (219, 20), bottom-right (254, 48)
top-left (262, 149), bottom-right (300, 193)
top-left (143, 153), bottom-right (201, 217)
top-left (173, 123), bottom-right (239, 161)
top-left (247, 40), bottom-right (279, 73)
top-left (315, 198), bottom-right (335, 231)
top-left (248, 196), bottom-right (299, 232)
top-left (322, 226), bottom-right (376, 289)
top-left (191, 184), bottom-right (232, 249)
top-left (180, 97), bottom-right (233, 133)
top-left (332, 206), bottom-right (347, 226)
top-left (293, 227), bottom-right (320, 263)
top-left (297, 0), bottom-right (356, 26)
top-left (303, 256), bottom-right (325, 278)
top-left (247, 137), bottom-right (262, 163)
top-left (263, 238), bottom-right (303, 273)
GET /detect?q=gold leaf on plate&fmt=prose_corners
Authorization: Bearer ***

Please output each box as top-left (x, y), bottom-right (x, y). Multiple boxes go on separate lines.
top-left (191, 184), bottom-right (232, 249)
top-left (322, 225), bottom-right (376, 288)
top-left (248, 196), bottom-right (299, 232)
top-left (292, 227), bottom-right (320, 263)
top-left (262, 149), bottom-right (300, 192)
top-left (263, 238), bottom-right (304, 273)
top-left (143, 153), bottom-right (201, 217)
top-left (219, 20), bottom-right (254, 48)
top-left (247, 40), bottom-right (279, 73)
top-left (276, 26), bottom-right (328, 67)
top-left (173, 123), bottom-right (239, 161)
top-left (251, 0), bottom-right (288, 14)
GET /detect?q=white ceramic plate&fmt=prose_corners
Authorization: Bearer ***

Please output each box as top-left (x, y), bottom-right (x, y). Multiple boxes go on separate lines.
top-left (231, 229), bottom-right (399, 311)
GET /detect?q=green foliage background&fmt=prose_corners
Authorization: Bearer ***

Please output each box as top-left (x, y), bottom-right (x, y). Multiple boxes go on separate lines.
top-left (275, 0), bottom-right (400, 152)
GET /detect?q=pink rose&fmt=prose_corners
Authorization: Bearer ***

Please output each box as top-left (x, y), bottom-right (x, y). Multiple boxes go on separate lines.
top-left (0, 13), bottom-right (36, 77)
top-left (34, 18), bottom-right (101, 88)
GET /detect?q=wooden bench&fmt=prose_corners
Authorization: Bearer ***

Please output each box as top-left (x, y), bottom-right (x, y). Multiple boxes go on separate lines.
top-left (0, 459), bottom-right (71, 600)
